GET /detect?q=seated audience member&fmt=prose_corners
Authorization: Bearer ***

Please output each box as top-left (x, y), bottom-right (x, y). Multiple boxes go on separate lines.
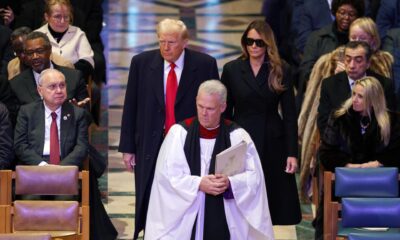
top-left (36, 0), bottom-right (94, 80)
top-left (145, 80), bottom-right (274, 240)
top-left (0, 101), bottom-right (14, 169)
top-left (9, 31), bottom-right (89, 108)
top-left (14, 68), bottom-right (88, 168)
top-left (318, 41), bottom-right (396, 136)
top-left (320, 76), bottom-right (400, 171)
top-left (0, 25), bottom-right (14, 77)
top-left (313, 76), bottom-right (400, 239)
top-left (299, 18), bottom-right (395, 194)
top-left (298, 0), bottom-right (364, 97)
top-left (7, 26), bottom-right (74, 80)
top-left (382, 28), bottom-right (400, 107)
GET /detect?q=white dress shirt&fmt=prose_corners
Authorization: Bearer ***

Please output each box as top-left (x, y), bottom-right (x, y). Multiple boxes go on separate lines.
top-left (39, 103), bottom-right (62, 166)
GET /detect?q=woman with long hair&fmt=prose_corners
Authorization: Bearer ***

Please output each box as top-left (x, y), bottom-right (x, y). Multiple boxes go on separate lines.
top-left (221, 20), bottom-right (301, 225)
top-left (320, 76), bottom-right (400, 170)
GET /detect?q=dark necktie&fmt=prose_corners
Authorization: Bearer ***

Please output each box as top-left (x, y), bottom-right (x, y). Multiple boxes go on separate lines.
top-left (50, 112), bottom-right (60, 165)
top-left (165, 62), bottom-right (177, 133)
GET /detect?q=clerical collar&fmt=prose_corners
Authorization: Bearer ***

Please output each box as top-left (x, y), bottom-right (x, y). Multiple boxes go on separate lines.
top-left (199, 124), bottom-right (220, 139)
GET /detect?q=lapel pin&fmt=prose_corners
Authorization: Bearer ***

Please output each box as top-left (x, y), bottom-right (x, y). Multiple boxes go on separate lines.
top-left (63, 115), bottom-right (68, 120)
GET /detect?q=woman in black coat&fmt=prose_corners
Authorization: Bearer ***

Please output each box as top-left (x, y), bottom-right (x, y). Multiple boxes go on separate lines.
top-left (221, 20), bottom-right (301, 225)
top-left (320, 76), bottom-right (400, 171)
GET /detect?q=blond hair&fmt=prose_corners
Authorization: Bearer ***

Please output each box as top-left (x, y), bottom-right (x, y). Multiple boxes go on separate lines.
top-left (44, 0), bottom-right (74, 24)
top-left (156, 18), bottom-right (189, 40)
top-left (335, 76), bottom-right (390, 145)
top-left (350, 17), bottom-right (380, 52)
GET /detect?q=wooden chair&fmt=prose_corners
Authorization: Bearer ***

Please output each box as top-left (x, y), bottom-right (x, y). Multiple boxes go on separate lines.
top-left (0, 233), bottom-right (51, 240)
top-left (324, 167), bottom-right (400, 240)
top-left (0, 166), bottom-right (89, 240)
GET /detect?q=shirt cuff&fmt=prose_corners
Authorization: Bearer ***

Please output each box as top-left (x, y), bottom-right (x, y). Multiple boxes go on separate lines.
top-left (39, 161), bottom-right (49, 166)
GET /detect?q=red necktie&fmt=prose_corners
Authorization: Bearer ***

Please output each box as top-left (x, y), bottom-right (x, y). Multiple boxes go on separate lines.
top-left (50, 112), bottom-right (60, 165)
top-left (165, 62), bottom-right (177, 133)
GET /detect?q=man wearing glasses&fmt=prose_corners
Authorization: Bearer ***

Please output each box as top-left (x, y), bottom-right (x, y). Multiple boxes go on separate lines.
top-left (9, 31), bottom-right (89, 110)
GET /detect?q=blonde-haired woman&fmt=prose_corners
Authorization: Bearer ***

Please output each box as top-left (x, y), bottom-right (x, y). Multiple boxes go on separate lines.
top-left (298, 17), bottom-right (394, 201)
top-left (35, 0), bottom-right (94, 80)
top-left (320, 76), bottom-right (400, 170)
top-left (221, 20), bottom-right (301, 225)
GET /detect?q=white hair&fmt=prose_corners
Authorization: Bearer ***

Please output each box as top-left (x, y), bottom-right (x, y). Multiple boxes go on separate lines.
top-left (197, 80), bottom-right (227, 103)
top-left (38, 68), bottom-right (65, 85)
top-left (156, 18), bottom-right (189, 39)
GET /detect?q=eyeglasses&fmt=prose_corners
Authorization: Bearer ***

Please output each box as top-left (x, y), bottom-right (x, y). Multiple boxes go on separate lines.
top-left (245, 38), bottom-right (266, 48)
top-left (337, 10), bottom-right (357, 18)
top-left (25, 48), bottom-right (48, 57)
top-left (51, 14), bottom-right (70, 22)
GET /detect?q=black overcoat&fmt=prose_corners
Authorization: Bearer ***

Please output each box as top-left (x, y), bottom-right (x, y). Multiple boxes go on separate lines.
top-left (119, 49), bottom-right (219, 239)
top-left (221, 58), bottom-right (301, 225)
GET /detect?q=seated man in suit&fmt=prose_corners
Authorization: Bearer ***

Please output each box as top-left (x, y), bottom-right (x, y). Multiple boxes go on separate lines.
top-left (14, 68), bottom-right (88, 168)
top-left (9, 31), bottom-right (89, 108)
top-left (318, 40), bottom-right (397, 134)
top-left (0, 101), bottom-right (14, 169)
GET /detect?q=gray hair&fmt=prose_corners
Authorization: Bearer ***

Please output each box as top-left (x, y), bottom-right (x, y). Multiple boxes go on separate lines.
top-left (156, 18), bottom-right (189, 40)
top-left (38, 69), bottom-right (65, 85)
top-left (25, 31), bottom-right (52, 50)
top-left (197, 80), bottom-right (227, 103)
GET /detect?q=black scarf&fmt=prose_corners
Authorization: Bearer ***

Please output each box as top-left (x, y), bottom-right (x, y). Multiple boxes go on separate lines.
top-left (180, 118), bottom-right (237, 240)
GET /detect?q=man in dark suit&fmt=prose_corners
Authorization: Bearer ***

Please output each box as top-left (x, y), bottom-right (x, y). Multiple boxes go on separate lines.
top-left (118, 18), bottom-right (219, 239)
top-left (9, 31), bottom-right (89, 108)
top-left (318, 40), bottom-right (396, 137)
top-left (0, 101), bottom-right (14, 169)
top-left (14, 68), bottom-right (88, 168)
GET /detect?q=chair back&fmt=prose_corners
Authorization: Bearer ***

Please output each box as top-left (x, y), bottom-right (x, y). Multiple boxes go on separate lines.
top-left (342, 198), bottom-right (400, 228)
top-left (15, 165), bottom-right (79, 195)
top-left (335, 167), bottom-right (398, 197)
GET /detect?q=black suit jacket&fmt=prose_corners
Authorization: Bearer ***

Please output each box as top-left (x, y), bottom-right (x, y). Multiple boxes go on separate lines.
top-left (14, 101), bottom-right (88, 167)
top-left (0, 102), bottom-right (14, 169)
top-left (9, 63), bottom-right (88, 106)
top-left (0, 25), bottom-right (13, 76)
top-left (118, 48), bottom-right (219, 238)
top-left (318, 71), bottom-right (396, 134)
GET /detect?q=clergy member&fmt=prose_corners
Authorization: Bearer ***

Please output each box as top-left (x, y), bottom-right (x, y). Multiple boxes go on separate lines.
top-left (145, 80), bottom-right (274, 240)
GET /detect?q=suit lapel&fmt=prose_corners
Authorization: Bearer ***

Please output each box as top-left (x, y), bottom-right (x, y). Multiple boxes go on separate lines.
top-left (24, 71), bottom-right (41, 100)
top-left (60, 102), bottom-right (74, 158)
top-left (338, 72), bottom-right (352, 99)
top-left (241, 60), bottom-right (266, 97)
top-left (37, 103), bottom-right (45, 156)
top-left (175, 49), bottom-right (196, 104)
top-left (150, 52), bottom-right (165, 109)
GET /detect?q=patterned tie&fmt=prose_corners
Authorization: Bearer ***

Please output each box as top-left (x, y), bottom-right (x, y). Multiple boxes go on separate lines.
top-left (49, 112), bottom-right (60, 165)
top-left (165, 62), bottom-right (177, 133)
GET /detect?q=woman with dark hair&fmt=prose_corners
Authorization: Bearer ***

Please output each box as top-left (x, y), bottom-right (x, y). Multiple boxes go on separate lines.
top-left (299, 0), bottom-right (365, 97)
top-left (221, 20), bottom-right (301, 225)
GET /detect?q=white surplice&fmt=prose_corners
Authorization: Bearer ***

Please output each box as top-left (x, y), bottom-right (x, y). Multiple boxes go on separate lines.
top-left (144, 124), bottom-right (274, 240)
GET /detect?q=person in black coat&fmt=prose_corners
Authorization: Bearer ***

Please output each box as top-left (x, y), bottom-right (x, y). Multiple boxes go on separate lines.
top-left (0, 25), bottom-right (13, 77)
top-left (118, 18), bottom-right (219, 239)
top-left (318, 41), bottom-right (396, 134)
top-left (298, 0), bottom-right (365, 99)
top-left (221, 20), bottom-right (301, 225)
top-left (0, 101), bottom-right (14, 169)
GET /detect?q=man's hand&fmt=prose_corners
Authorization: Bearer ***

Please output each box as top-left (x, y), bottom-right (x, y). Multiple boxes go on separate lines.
top-left (285, 157), bottom-right (298, 174)
top-left (69, 98), bottom-right (91, 108)
top-left (360, 160), bottom-right (382, 168)
top-left (123, 153), bottom-right (135, 172)
top-left (199, 174), bottom-right (229, 196)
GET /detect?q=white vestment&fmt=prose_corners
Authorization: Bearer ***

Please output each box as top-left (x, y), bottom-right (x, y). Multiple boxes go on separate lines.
top-left (145, 124), bottom-right (274, 240)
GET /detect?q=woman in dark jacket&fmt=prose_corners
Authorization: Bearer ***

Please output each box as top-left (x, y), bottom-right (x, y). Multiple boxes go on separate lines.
top-left (320, 76), bottom-right (400, 171)
top-left (221, 20), bottom-right (301, 225)
top-left (299, 0), bottom-right (365, 96)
